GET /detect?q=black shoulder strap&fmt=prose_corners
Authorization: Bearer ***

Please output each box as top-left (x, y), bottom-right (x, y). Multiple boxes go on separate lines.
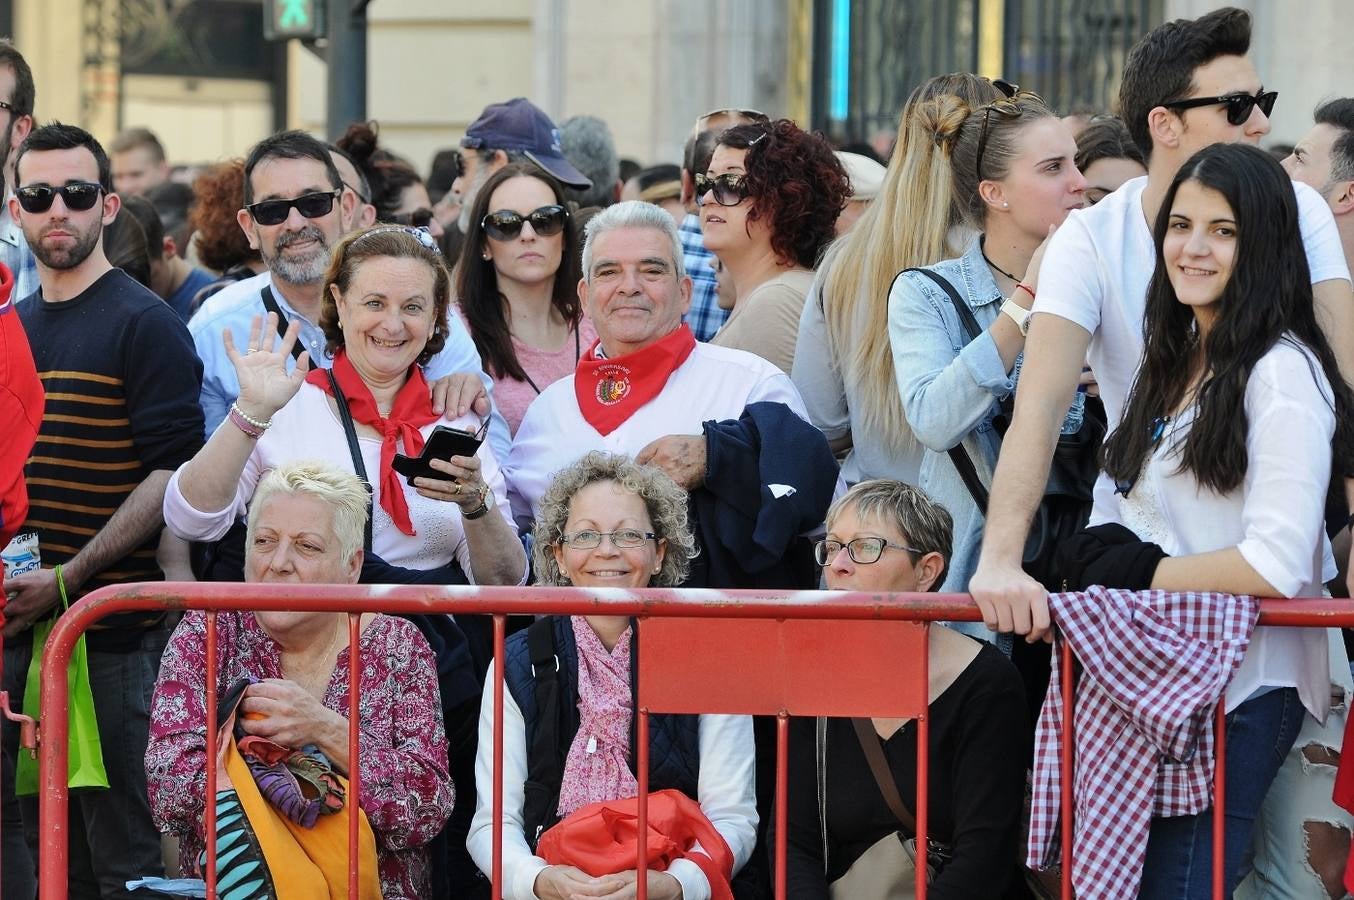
top-left (325, 367), bottom-right (375, 551)
top-left (522, 617), bottom-right (564, 850)
top-left (899, 267), bottom-right (990, 513)
top-left (260, 286), bottom-right (306, 362)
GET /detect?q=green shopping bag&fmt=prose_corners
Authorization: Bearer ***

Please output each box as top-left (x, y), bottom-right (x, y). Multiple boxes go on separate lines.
top-left (15, 564), bottom-right (109, 795)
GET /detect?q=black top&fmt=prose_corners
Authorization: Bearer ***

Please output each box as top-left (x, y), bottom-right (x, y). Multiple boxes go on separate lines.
top-left (18, 269), bottom-right (204, 635)
top-left (783, 642), bottom-right (1030, 899)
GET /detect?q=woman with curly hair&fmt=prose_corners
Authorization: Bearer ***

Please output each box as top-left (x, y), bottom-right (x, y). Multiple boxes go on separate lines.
top-left (187, 159), bottom-right (265, 313)
top-left (701, 119), bottom-right (849, 374)
top-left (467, 452), bottom-right (758, 900)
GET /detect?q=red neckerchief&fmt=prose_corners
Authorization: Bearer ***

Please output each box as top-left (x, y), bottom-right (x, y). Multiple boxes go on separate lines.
top-left (305, 351), bottom-right (439, 536)
top-left (574, 325), bottom-right (696, 436)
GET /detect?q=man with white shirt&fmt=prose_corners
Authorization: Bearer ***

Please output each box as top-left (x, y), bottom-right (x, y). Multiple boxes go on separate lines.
top-left (189, 130), bottom-right (510, 461)
top-left (507, 200), bottom-right (835, 588)
top-left (0, 40), bottom-right (37, 302)
top-left (966, 8), bottom-right (1354, 896)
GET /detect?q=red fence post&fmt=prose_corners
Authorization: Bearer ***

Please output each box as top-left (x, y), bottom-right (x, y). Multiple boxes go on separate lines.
top-left (204, 612), bottom-right (218, 899)
top-left (1212, 701), bottom-right (1227, 900)
top-left (347, 612), bottom-right (361, 899)
top-left (1060, 638), bottom-right (1074, 898)
top-left (491, 614), bottom-right (505, 900)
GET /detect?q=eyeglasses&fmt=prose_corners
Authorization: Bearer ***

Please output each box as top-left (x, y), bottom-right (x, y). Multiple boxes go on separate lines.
top-left (694, 173), bottom-right (750, 207)
top-left (15, 182), bottom-right (105, 213)
top-left (481, 204), bottom-right (568, 241)
top-left (557, 529), bottom-right (657, 550)
top-left (814, 537), bottom-right (922, 566)
top-left (975, 81), bottom-right (1044, 182)
top-left (1163, 89), bottom-right (1277, 127)
top-left (694, 107), bottom-right (769, 133)
top-left (246, 189), bottom-right (342, 226)
top-left (392, 207), bottom-right (434, 229)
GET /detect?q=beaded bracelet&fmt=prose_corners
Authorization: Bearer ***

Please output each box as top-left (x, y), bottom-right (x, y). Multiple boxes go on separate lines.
top-left (228, 402), bottom-right (270, 439)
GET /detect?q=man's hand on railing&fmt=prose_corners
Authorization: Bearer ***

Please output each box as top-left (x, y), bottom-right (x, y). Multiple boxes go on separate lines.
top-left (968, 557), bottom-right (1052, 643)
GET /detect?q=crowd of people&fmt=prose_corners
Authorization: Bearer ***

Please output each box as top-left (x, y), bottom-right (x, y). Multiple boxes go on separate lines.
top-left (3, 4), bottom-right (1354, 899)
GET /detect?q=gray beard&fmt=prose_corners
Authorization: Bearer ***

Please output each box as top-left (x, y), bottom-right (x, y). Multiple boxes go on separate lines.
top-left (266, 226), bottom-right (331, 285)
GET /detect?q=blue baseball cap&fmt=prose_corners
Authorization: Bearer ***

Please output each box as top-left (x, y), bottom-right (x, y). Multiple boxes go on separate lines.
top-left (460, 97), bottom-right (592, 190)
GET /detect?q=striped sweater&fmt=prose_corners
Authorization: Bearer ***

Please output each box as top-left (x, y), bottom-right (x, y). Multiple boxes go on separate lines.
top-left (17, 269), bottom-right (203, 628)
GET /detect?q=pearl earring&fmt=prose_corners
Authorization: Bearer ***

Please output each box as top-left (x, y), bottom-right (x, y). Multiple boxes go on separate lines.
top-left (1002, 202), bottom-right (1009, 208)
top-left (482, 251), bottom-right (491, 261)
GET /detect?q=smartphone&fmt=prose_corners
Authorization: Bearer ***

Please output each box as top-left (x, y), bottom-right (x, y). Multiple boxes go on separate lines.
top-left (391, 421), bottom-right (487, 485)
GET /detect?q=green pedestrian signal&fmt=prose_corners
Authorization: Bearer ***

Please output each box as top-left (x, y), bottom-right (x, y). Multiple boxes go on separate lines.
top-left (263, 0), bottom-right (326, 41)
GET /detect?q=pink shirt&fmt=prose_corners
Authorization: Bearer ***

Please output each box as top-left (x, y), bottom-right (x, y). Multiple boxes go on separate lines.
top-left (456, 306), bottom-right (597, 436)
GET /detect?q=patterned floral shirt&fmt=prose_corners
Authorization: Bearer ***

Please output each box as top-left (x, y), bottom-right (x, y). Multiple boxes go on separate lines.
top-left (146, 611), bottom-right (453, 899)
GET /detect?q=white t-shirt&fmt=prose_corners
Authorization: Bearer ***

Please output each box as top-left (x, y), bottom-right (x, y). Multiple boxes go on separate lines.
top-left (1033, 175), bottom-right (1351, 523)
top-left (506, 341), bottom-right (807, 526)
top-left (1118, 340), bottom-right (1334, 717)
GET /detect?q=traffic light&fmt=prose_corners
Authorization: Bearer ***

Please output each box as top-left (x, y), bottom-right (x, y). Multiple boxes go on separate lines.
top-left (263, 0), bottom-right (326, 41)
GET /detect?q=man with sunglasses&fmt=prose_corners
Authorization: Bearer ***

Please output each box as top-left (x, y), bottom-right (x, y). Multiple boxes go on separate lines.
top-left (968, 10), bottom-right (1354, 895)
top-left (188, 130), bottom-right (511, 462)
top-left (6, 122), bottom-right (204, 897)
top-left (0, 39), bottom-right (37, 306)
top-left (677, 108), bottom-right (768, 341)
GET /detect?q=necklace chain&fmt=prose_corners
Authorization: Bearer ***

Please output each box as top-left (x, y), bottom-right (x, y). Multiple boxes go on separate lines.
top-left (285, 619), bottom-right (346, 691)
top-left (980, 236), bottom-right (1024, 285)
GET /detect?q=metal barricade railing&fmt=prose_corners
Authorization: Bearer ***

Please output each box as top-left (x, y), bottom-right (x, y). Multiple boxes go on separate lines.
top-left (28, 583), bottom-right (1354, 900)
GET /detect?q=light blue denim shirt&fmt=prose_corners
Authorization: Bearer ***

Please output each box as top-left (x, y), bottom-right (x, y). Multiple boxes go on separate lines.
top-left (889, 239), bottom-right (1083, 609)
top-left (187, 270), bottom-right (511, 463)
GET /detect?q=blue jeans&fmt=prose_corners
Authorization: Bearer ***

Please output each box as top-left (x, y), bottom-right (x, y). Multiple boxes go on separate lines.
top-left (2, 626), bottom-right (174, 900)
top-left (1137, 687), bottom-right (1305, 899)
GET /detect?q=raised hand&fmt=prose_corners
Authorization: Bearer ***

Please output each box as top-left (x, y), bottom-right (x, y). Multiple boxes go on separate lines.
top-left (224, 313), bottom-right (312, 422)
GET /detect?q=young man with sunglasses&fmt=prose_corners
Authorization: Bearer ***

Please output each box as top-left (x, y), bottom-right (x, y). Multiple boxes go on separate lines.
top-left (6, 122), bottom-right (204, 896)
top-left (967, 8), bottom-right (1354, 896)
top-left (188, 130), bottom-right (512, 462)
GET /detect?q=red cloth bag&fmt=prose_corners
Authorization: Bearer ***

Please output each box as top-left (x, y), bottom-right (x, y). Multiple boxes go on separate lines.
top-left (536, 788), bottom-right (735, 900)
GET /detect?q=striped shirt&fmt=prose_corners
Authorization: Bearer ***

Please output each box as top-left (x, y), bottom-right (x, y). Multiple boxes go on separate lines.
top-left (18, 269), bottom-right (203, 629)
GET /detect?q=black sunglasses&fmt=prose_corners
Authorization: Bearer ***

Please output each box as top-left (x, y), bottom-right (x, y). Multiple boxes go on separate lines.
top-left (246, 189), bottom-right (341, 227)
top-left (1163, 89), bottom-right (1277, 127)
top-left (975, 81), bottom-right (1044, 182)
top-left (392, 207), bottom-right (435, 229)
top-left (481, 205), bottom-right (567, 242)
top-left (694, 173), bottom-right (751, 207)
top-left (15, 182), bottom-right (105, 214)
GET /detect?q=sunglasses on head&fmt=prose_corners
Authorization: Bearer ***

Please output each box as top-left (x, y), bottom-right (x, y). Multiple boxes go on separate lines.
top-left (694, 173), bottom-right (750, 207)
top-left (974, 81), bottom-right (1045, 182)
top-left (15, 181), bottom-right (104, 214)
top-left (694, 107), bottom-right (769, 133)
top-left (246, 189), bottom-right (341, 226)
top-left (1164, 89), bottom-right (1277, 127)
top-left (481, 204), bottom-right (567, 242)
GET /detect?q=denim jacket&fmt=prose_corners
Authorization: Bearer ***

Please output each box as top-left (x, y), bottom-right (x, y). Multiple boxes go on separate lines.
top-left (888, 240), bottom-right (1083, 603)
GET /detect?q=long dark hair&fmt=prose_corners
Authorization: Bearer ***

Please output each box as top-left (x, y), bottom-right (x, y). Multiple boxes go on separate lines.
top-left (1104, 143), bottom-right (1354, 493)
top-left (456, 162), bottom-right (582, 382)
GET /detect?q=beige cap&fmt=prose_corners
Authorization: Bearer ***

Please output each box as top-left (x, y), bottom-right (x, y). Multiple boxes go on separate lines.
top-left (835, 151), bottom-right (887, 202)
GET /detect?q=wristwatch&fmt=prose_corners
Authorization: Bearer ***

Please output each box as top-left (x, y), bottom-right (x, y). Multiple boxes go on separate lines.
top-left (1000, 298), bottom-right (1033, 336)
top-left (462, 484), bottom-right (493, 520)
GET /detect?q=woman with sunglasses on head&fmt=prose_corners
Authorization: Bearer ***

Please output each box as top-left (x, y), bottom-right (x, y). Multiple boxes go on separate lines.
top-left (782, 480), bottom-right (1029, 899)
top-left (468, 452), bottom-right (758, 900)
top-left (792, 74), bottom-right (1003, 490)
top-left (456, 162), bottom-right (596, 436)
top-left (889, 86), bottom-right (1088, 609)
top-left (701, 119), bottom-right (850, 375)
top-left (1096, 143), bottom-right (1354, 898)
top-left (164, 224), bottom-right (527, 585)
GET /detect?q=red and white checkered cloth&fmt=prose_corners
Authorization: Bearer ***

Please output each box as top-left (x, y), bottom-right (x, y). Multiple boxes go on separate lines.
top-left (1025, 587), bottom-right (1259, 900)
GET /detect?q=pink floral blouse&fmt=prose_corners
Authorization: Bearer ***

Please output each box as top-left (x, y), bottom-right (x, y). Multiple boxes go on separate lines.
top-left (146, 611), bottom-right (453, 899)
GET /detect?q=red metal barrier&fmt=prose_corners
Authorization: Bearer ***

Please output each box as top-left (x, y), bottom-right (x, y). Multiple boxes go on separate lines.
top-left (30, 584), bottom-right (1354, 899)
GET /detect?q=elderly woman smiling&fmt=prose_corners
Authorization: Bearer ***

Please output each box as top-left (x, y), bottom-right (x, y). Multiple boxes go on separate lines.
top-left (163, 224), bottom-right (525, 585)
top-left (146, 461), bottom-right (454, 898)
top-left (467, 452), bottom-right (758, 900)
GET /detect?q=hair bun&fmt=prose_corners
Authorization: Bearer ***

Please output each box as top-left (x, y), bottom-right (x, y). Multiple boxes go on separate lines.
top-left (919, 95), bottom-right (974, 149)
top-left (336, 121), bottom-right (379, 164)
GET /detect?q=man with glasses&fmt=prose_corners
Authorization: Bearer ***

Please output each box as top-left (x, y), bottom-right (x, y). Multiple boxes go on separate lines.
top-left (0, 39), bottom-right (37, 303)
top-left (328, 143), bottom-right (378, 230)
top-left (967, 8), bottom-right (1354, 895)
top-left (188, 130), bottom-right (511, 461)
top-left (678, 108), bottom-right (767, 341)
top-left (6, 122), bottom-right (204, 897)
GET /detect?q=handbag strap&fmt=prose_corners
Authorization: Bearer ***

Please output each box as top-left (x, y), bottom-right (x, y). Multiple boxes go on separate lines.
top-left (523, 617), bottom-right (565, 850)
top-left (324, 367), bottom-right (375, 552)
top-left (260, 286), bottom-right (306, 362)
top-left (849, 717), bottom-right (918, 836)
top-left (900, 267), bottom-right (991, 514)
